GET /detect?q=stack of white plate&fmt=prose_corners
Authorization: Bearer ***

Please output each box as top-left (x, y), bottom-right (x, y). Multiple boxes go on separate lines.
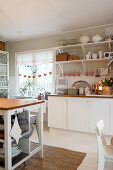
top-left (0, 146), bottom-right (21, 158)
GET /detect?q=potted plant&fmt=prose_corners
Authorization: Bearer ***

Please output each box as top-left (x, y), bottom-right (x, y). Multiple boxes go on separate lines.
top-left (101, 77), bottom-right (113, 95)
top-left (19, 80), bottom-right (35, 96)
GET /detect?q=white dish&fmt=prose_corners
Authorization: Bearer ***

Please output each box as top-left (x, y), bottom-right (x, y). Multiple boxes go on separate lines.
top-left (91, 34), bottom-right (103, 42)
top-left (0, 146), bottom-right (21, 158)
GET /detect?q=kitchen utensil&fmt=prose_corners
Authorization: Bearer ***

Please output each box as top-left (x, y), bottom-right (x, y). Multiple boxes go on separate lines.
top-left (63, 72), bottom-right (66, 76)
top-left (80, 35), bottom-right (90, 44)
top-left (95, 69), bottom-right (100, 77)
top-left (85, 71), bottom-right (89, 76)
top-left (67, 72), bottom-right (71, 76)
top-left (73, 80), bottom-right (90, 90)
top-left (91, 34), bottom-right (103, 42)
top-left (90, 71), bottom-right (94, 76)
top-left (72, 72), bottom-right (76, 76)
top-left (77, 72), bottom-right (80, 76)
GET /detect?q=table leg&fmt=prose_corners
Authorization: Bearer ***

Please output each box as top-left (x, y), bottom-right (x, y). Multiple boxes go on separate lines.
top-left (4, 112), bottom-right (12, 170)
top-left (38, 103), bottom-right (43, 158)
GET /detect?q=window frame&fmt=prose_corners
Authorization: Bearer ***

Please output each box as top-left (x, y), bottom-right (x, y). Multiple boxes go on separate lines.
top-left (15, 49), bottom-right (56, 96)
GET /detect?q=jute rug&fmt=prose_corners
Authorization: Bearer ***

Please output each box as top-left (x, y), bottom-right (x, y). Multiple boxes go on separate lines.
top-left (16, 145), bottom-right (86, 170)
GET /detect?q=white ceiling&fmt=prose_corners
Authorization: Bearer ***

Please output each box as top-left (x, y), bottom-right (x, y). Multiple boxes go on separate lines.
top-left (0, 0), bottom-right (113, 41)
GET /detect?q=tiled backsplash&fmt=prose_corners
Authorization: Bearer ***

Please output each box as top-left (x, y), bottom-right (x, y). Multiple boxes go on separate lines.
top-left (56, 62), bottom-right (113, 89)
top-left (56, 70), bottom-right (113, 89)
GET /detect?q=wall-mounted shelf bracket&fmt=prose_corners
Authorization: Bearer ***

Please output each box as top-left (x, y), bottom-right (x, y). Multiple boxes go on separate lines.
top-left (58, 63), bottom-right (63, 75)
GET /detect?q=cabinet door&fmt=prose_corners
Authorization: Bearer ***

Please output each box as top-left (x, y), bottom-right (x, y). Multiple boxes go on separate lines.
top-left (89, 99), bottom-right (110, 134)
top-left (109, 100), bottom-right (113, 135)
top-left (67, 98), bottom-right (90, 132)
top-left (48, 97), bottom-right (66, 129)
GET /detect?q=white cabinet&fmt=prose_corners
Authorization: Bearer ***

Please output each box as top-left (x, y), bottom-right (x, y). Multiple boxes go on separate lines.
top-left (48, 97), bottom-right (66, 129)
top-left (89, 99), bottom-right (110, 134)
top-left (67, 98), bottom-right (90, 132)
top-left (109, 100), bottom-right (113, 135)
top-left (48, 96), bottom-right (113, 135)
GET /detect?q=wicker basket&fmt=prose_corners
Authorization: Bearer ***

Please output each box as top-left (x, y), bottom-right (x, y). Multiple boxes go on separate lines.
top-left (68, 56), bottom-right (79, 61)
top-left (56, 54), bottom-right (68, 61)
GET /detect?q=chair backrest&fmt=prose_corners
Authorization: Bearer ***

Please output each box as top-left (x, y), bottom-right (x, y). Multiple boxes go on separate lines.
top-left (96, 120), bottom-right (106, 170)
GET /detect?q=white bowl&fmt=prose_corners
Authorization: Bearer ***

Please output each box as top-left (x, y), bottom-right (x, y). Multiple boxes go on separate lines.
top-left (80, 35), bottom-right (90, 44)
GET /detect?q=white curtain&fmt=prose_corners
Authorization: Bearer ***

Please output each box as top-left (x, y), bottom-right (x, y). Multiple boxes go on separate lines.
top-left (15, 49), bottom-right (56, 97)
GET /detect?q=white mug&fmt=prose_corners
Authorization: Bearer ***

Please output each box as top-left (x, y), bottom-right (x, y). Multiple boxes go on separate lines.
top-left (86, 54), bottom-right (91, 60)
top-left (98, 51), bottom-right (103, 59)
top-left (92, 53), bottom-right (98, 59)
top-left (87, 52), bottom-right (92, 56)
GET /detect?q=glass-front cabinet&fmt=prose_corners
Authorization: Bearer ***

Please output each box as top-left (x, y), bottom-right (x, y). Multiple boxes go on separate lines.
top-left (0, 51), bottom-right (9, 98)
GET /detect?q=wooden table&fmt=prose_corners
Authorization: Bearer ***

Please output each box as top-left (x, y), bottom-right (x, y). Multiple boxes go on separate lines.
top-left (0, 99), bottom-right (45, 170)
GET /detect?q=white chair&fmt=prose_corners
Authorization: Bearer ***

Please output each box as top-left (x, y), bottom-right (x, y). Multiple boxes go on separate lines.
top-left (96, 120), bottom-right (113, 170)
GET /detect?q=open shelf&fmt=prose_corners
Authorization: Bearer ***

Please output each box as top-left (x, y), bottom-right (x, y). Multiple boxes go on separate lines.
top-left (0, 64), bottom-right (7, 66)
top-left (0, 75), bottom-right (8, 77)
top-left (0, 86), bottom-right (8, 89)
top-left (55, 57), bottom-right (111, 64)
top-left (54, 40), bottom-right (113, 50)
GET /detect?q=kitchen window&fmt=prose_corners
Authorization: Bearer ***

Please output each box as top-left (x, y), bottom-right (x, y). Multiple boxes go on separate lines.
top-left (15, 50), bottom-right (56, 97)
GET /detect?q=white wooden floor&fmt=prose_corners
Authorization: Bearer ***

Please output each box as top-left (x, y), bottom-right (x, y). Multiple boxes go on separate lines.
top-left (31, 125), bottom-right (113, 170)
